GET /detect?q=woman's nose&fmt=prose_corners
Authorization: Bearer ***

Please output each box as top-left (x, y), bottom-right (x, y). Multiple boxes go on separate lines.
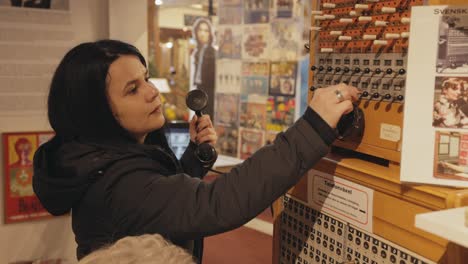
top-left (146, 83), bottom-right (160, 102)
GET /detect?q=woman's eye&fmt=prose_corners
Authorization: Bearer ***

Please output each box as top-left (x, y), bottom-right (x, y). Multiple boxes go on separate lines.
top-left (128, 85), bottom-right (138, 94)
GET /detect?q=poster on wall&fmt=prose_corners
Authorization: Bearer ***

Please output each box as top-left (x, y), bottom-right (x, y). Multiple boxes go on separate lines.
top-left (215, 93), bottom-right (239, 127)
top-left (238, 128), bottom-right (264, 159)
top-left (270, 20), bottom-right (301, 61)
top-left (240, 94), bottom-right (267, 130)
top-left (269, 61), bottom-right (297, 96)
top-left (241, 61), bottom-right (269, 96)
top-left (216, 59), bottom-right (242, 94)
top-left (218, 0), bottom-right (242, 24)
top-left (243, 0), bottom-right (270, 24)
top-left (266, 96), bottom-right (296, 132)
top-left (218, 26), bottom-right (242, 59)
top-left (242, 25), bottom-right (270, 60)
top-left (215, 125), bottom-right (239, 157)
top-left (272, 0), bottom-right (295, 18)
top-left (401, 5), bottom-right (468, 187)
top-left (3, 131), bottom-right (54, 223)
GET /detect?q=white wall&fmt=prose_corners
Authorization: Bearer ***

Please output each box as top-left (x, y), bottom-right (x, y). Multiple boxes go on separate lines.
top-left (0, 0), bottom-right (109, 263)
top-left (109, 0), bottom-right (148, 60)
top-left (70, 0), bottom-right (110, 45)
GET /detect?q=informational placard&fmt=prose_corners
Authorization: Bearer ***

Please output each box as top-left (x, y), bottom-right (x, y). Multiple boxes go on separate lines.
top-left (401, 5), bottom-right (468, 187)
top-left (308, 169), bottom-right (374, 233)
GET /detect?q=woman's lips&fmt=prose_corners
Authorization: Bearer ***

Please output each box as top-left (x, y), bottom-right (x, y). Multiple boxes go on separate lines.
top-left (150, 104), bottom-right (162, 114)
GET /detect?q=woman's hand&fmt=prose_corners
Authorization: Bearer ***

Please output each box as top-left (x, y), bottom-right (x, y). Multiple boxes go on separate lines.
top-left (189, 114), bottom-right (218, 146)
top-left (309, 83), bottom-right (360, 128)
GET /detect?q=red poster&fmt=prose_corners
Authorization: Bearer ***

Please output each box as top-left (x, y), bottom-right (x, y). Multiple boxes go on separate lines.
top-left (3, 131), bottom-right (54, 224)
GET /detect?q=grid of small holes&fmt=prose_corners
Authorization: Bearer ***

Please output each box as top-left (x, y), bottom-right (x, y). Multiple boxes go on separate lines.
top-left (279, 196), bottom-right (435, 264)
top-left (279, 196), bottom-right (346, 264)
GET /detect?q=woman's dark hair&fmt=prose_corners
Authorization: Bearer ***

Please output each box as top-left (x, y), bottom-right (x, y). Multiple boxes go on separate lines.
top-left (193, 18), bottom-right (213, 46)
top-left (48, 39), bottom-right (167, 146)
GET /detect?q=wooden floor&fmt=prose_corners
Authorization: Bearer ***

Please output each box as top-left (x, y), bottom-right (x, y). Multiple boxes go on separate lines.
top-left (204, 226), bottom-right (272, 264)
top-left (202, 172), bottom-right (274, 263)
top-left (203, 208), bottom-right (273, 264)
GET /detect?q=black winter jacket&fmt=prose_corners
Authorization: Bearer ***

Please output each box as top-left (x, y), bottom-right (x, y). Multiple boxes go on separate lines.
top-left (32, 108), bottom-right (335, 262)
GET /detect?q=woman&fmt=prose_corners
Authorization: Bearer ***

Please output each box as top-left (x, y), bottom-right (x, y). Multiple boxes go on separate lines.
top-left (33, 40), bottom-right (358, 262)
top-left (191, 18), bottom-right (216, 118)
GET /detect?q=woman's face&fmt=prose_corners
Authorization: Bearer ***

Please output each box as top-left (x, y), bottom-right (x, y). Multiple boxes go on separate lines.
top-left (444, 83), bottom-right (462, 101)
top-left (197, 22), bottom-right (210, 45)
top-left (107, 55), bottom-right (165, 143)
top-left (16, 139), bottom-right (31, 160)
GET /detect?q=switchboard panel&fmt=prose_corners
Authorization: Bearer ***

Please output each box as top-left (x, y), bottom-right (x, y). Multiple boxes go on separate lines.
top-left (309, 0), bottom-right (425, 162)
top-left (279, 196), bottom-right (435, 264)
top-left (273, 1), bottom-right (468, 264)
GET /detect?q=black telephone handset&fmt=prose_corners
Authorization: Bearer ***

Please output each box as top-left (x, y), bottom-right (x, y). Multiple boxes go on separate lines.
top-left (336, 104), bottom-right (364, 140)
top-left (186, 89), bottom-right (218, 167)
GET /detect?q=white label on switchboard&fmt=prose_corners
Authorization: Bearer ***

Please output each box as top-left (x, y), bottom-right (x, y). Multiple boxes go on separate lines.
top-left (308, 169), bottom-right (374, 233)
top-left (380, 123), bottom-right (401, 142)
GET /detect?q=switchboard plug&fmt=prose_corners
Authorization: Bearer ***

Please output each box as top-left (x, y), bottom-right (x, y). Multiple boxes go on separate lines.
top-left (359, 91), bottom-right (369, 99)
top-left (395, 95), bottom-right (404, 102)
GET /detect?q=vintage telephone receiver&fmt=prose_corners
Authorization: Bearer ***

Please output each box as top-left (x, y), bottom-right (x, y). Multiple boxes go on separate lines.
top-left (186, 89), bottom-right (219, 168)
top-left (336, 104), bottom-right (365, 140)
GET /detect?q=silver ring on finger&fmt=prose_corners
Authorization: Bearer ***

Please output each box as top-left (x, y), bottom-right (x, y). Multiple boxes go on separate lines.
top-left (335, 89), bottom-right (344, 103)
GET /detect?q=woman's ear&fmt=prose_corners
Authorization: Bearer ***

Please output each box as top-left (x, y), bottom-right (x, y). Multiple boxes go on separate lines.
top-left (106, 96), bottom-right (120, 119)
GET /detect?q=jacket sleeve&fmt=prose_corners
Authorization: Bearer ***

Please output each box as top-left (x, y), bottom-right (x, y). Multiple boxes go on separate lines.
top-left (179, 141), bottom-right (210, 178)
top-left (106, 117), bottom-right (330, 241)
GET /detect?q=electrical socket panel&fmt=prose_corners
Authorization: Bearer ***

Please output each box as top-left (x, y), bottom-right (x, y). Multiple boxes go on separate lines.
top-left (279, 196), bottom-right (435, 264)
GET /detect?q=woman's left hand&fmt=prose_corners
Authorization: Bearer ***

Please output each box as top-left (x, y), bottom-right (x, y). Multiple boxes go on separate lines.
top-left (189, 114), bottom-right (218, 146)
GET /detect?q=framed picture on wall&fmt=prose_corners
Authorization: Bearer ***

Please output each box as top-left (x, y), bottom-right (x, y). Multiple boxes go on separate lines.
top-left (3, 131), bottom-right (54, 224)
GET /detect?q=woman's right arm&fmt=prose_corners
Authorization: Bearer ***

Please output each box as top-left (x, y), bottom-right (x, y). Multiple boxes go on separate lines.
top-left (107, 84), bottom-right (358, 241)
top-left (107, 114), bottom-right (329, 241)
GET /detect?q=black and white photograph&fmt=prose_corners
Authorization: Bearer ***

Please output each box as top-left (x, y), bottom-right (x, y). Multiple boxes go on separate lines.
top-left (436, 14), bottom-right (468, 73)
top-left (432, 76), bottom-right (468, 128)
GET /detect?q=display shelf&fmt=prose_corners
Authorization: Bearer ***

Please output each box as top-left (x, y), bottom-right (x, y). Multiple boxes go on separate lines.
top-left (415, 207), bottom-right (468, 248)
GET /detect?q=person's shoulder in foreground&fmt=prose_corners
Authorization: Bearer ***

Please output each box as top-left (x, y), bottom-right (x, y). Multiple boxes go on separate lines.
top-left (78, 234), bottom-right (196, 264)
